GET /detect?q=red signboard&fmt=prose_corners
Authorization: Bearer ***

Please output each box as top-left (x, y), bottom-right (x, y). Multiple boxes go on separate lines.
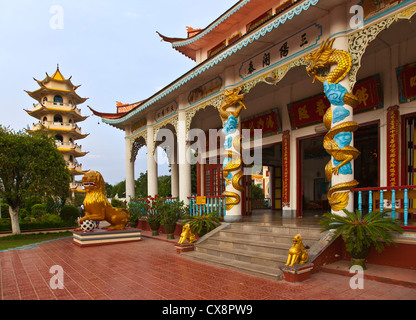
top-left (397, 62), bottom-right (416, 103)
top-left (288, 74), bottom-right (383, 129)
top-left (282, 130), bottom-right (290, 208)
top-left (287, 94), bottom-right (330, 129)
top-left (241, 108), bottom-right (281, 138)
top-left (387, 106), bottom-right (400, 187)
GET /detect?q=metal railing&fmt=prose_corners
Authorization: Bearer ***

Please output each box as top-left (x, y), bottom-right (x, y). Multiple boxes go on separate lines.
top-left (353, 185), bottom-right (416, 227)
top-left (188, 195), bottom-right (226, 217)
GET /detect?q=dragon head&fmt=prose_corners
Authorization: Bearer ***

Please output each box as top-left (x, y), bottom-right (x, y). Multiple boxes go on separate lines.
top-left (305, 38), bottom-right (336, 84)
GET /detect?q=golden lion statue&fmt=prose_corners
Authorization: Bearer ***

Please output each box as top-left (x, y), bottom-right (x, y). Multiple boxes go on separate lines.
top-left (286, 234), bottom-right (309, 266)
top-left (79, 171), bottom-right (129, 231)
top-left (178, 223), bottom-right (196, 245)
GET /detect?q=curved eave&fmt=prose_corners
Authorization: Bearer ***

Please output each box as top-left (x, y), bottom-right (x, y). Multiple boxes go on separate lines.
top-left (157, 0), bottom-right (253, 58)
top-left (102, 0), bottom-right (321, 127)
top-left (70, 169), bottom-right (88, 176)
top-left (71, 188), bottom-right (86, 193)
top-left (25, 107), bottom-right (89, 122)
top-left (58, 149), bottom-right (89, 157)
top-left (25, 88), bottom-right (88, 105)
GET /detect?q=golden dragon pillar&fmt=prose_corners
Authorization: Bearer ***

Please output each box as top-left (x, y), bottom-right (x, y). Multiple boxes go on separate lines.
top-left (305, 38), bottom-right (360, 213)
top-left (219, 87), bottom-right (246, 221)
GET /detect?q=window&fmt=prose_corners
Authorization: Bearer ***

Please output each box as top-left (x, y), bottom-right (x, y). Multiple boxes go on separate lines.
top-left (54, 114), bottom-right (63, 123)
top-left (54, 95), bottom-right (63, 105)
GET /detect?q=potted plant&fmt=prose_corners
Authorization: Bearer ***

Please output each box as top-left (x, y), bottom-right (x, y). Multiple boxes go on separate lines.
top-left (181, 211), bottom-right (221, 238)
top-left (159, 199), bottom-right (185, 239)
top-left (127, 198), bottom-right (146, 228)
top-left (139, 196), bottom-right (162, 236)
top-left (319, 209), bottom-right (403, 270)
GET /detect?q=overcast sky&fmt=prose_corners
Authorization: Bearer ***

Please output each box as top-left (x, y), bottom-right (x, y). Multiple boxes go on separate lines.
top-left (0, 0), bottom-right (237, 185)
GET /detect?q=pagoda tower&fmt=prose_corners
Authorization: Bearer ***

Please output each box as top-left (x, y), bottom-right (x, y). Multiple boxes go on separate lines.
top-left (24, 66), bottom-right (89, 193)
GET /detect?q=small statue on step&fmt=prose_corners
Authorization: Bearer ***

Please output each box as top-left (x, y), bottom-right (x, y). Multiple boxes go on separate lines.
top-left (178, 223), bottom-right (196, 245)
top-left (286, 234), bottom-right (309, 266)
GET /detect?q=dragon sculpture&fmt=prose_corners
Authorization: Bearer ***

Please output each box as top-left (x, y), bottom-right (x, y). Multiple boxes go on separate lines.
top-left (305, 38), bottom-right (360, 211)
top-left (219, 87), bottom-right (246, 211)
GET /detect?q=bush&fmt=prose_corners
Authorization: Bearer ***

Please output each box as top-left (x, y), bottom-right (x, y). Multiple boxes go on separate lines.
top-left (60, 205), bottom-right (80, 222)
top-left (1, 202), bottom-right (10, 219)
top-left (31, 204), bottom-right (47, 219)
top-left (111, 198), bottom-right (125, 208)
top-left (41, 213), bottom-right (64, 224)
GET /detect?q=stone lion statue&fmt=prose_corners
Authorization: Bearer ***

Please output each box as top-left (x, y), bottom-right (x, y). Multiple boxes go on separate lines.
top-left (79, 171), bottom-right (129, 231)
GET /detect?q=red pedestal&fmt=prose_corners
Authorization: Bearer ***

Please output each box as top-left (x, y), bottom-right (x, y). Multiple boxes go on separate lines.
top-left (280, 263), bottom-right (314, 283)
top-left (175, 243), bottom-right (195, 254)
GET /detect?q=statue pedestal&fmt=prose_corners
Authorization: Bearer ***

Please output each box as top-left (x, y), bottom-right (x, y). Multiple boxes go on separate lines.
top-left (279, 263), bottom-right (314, 283)
top-left (72, 228), bottom-right (141, 247)
top-left (174, 243), bottom-right (195, 254)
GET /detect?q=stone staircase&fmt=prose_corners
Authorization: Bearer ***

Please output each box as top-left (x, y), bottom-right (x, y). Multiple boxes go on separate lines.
top-left (181, 222), bottom-right (323, 281)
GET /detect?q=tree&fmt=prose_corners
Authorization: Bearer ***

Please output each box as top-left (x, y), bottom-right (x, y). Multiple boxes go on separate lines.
top-left (0, 126), bottom-right (71, 234)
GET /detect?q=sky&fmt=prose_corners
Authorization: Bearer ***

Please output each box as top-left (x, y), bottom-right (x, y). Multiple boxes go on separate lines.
top-left (0, 0), bottom-right (237, 185)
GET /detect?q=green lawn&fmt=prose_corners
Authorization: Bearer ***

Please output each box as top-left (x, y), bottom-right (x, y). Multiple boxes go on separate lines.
top-left (0, 232), bottom-right (72, 251)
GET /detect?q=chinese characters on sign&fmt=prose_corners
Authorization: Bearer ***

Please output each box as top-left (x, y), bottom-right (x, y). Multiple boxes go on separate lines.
top-left (386, 106), bottom-right (400, 187)
top-left (397, 62), bottom-right (416, 103)
top-left (287, 74), bottom-right (383, 129)
top-left (240, 24), bottom-right (322, 79)
top-left (282, 131), bottom-right (290, 208)
top-left (154, 101), bottom-right (178, 122)
top-left (188, 77), bottom-right (222, 104)
top-left (241, 109), bottom-right (281, 138)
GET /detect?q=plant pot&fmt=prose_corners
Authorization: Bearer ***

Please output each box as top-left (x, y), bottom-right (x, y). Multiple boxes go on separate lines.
top-left (129, 221), bottom-right (138, 228)
top-left (163, 223), bottom-right (176, 239)
top-left (348, 244), bottom-right (371, 270)
top-left (149, 221), bottom-right (160, 236)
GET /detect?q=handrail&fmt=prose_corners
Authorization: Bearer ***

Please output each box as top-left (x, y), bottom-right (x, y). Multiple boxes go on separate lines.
top-left (354, 185), bottom-right (415, 227)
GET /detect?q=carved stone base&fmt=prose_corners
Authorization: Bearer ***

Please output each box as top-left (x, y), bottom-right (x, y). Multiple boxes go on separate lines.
top-left (279, 263), bottom-right (314, 283)
top-left (175, 243), bottom-right (195, 254)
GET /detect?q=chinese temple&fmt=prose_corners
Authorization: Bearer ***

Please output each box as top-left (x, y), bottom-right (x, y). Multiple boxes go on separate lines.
top-left (91, 0), bottom-right (416, 274)
top-left (25, 66), bottom-right (89, 193)
top-left (93, 0), bottom-right (416, 225)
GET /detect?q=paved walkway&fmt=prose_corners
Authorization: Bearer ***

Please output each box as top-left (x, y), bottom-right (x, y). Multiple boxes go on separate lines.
top-left (1, 233), bottom-right (415, 301)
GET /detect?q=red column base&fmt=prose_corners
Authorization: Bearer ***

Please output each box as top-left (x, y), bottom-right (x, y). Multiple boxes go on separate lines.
top-left (175, 243), bottom-right (195, 254)
top-left (279, 263), bottom-right (314, 283)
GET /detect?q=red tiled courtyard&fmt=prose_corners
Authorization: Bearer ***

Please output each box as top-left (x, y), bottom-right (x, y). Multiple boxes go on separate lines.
top-left (1, 232), bottom-right (416, 301)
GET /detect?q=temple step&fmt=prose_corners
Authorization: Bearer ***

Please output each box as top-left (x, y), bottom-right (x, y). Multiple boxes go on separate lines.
top-left (181, 222), bottom-right (322, 281)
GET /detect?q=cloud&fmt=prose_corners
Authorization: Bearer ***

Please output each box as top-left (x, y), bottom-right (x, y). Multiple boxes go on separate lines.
top-left (123, 11), bottom-right (139, 19)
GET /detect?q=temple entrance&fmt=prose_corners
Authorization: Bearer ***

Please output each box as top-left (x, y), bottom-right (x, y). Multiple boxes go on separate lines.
top-left (297, 122), bottom-right (379, 217)
top-left (298, 133), bottom-right (330, 218)
top-left (244, 143), bottom-right (282, 216)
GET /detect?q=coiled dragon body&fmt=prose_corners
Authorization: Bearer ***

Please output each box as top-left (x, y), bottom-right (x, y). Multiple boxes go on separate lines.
top-left (305, 38), bottom-right (360, 212)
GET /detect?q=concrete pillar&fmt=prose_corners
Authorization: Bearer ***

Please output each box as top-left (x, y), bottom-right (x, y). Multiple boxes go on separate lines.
top-left (171, 162), bottom-right (179, 197)
top-left (147, 124), bottom-right (158, 197)
top-left (178, 110), bottom-right (191, 205)
top-left (125, 131), bottom-right (135, 201)
top-left (327, 4), bottom-right (356, 214)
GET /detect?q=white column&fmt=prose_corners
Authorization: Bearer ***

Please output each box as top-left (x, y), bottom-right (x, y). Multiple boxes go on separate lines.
top-left (329, 4), bottom-right (355, 213)
top-left (171, 162), bottom-right (179, 197)
top-left (125, 133), bottom-right (135, 201)
top-left (147, 125), bottom-right (158, 197)
top-left (178, 110), bottom-right (191, 205)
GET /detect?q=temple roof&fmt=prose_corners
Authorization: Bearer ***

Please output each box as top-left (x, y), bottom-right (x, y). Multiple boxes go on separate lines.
top-left (156, 0), bottom-right (282, 61)
top-left (26, 66), bottom-right (88, 104)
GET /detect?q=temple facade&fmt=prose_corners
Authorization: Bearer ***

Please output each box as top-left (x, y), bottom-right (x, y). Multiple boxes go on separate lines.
top-left (91, 0), bottom-right (416, 227)
top-left (25, 66), bottom-right (89, 193)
